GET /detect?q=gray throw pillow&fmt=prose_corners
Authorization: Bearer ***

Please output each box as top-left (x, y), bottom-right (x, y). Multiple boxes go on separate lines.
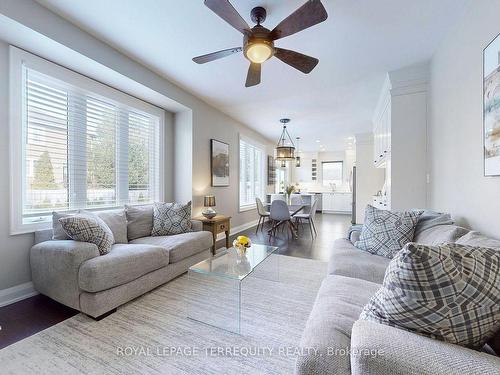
top-left (455, 231), bottom-right (500, 249)
top-left (59, 212), bottom-right (114, 255)
top-left (355, 205), bottom-right (422, 258)
top-left (152, 201), bottom-right (192, 236)
top-left (125, 204), bottom-right (154, 240)
top-left (360, 243), bottom-right (500, 349)
top-left (81, 209), bottom-right (128, 244)
top-left (52, 211), bottom-right (74, 240)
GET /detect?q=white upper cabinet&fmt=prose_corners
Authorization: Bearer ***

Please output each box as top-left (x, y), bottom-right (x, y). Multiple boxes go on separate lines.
top-left (373, 79), bottom-right (392, 167)
top-left (371, 62), bottom-right (429, 211)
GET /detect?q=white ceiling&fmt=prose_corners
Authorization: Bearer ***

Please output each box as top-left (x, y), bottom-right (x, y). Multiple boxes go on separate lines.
top-left (35, 0), bottom-right (466, 151)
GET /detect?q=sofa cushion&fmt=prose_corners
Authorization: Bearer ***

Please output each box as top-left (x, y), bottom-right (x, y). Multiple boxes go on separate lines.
top-left (355, 205), bottom-right (422, 258)
top-left (360, 243), bottom-right (500, 349)
top-left (296, 275), bottom-right (381, 375)
top-left (413, 224), bottom-right (469, 246)
top-left (92, 209), bottom-right (128, 244)
top-left (79, 243), bottom-right (169, 292)
top-left (52, 211), bottom-right (74, 240)
top-left (59, 213), bottom-right (114, 255)
top-left (130, 231), bottom-right (213, 263)
top-left (456, 231), bottom-right (500, 249)
top-left (125, 204), bottom-right (154, 241)
top-left (328, 239), bottom-right (390, 284)
top-left (152, 201), bottom-right (192, 236)
top-left (413, 210), bottom-right (453, 236)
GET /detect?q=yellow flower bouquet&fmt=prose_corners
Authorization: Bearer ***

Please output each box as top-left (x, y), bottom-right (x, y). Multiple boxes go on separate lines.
top-left (233, 235), bottom-right (252, 256)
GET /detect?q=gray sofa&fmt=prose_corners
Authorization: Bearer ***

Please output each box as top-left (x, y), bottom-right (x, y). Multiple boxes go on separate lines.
top-left (30, 207), bottom-right (213, 319)
top-left (296, 224), bottom-right (500, 375)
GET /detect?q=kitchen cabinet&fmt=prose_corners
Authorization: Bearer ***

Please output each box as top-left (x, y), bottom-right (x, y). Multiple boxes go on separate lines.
top-left (371, 63), bottom-right (428, 211)
top-left (373, 91), bottom-right (391, 167)
top-left (322, 192), bottom-right (352, 214)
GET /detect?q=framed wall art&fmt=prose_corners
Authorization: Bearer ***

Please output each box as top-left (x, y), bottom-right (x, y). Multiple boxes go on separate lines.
top-left (484, 33), bottom-right (500, 176)
top-left (211, 139), bottom-right (229, 186)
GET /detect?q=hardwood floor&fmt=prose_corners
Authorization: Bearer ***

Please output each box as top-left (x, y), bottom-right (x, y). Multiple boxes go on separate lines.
top-left (223, 213), bottom-right (352, 262)
top-left (0, 213), bottom-right (351, 350)
top-left (0, 294), bottom-right (78, 350)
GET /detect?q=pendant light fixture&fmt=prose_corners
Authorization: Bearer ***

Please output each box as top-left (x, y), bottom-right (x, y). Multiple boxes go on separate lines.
top-left (275, 118), bottom-right (295, 161)
top-left (295, 137), bottom-right (301, 167)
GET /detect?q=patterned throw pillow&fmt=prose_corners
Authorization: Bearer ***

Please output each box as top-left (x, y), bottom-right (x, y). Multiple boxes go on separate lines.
top-left (355, 205), bottom-right (422, 258)
top-left (360, 243), bottom-right (500, 349)
top-left (59, 213), bottom-right (114, 255)
top-left (151, 201), bottom-right (192, 236)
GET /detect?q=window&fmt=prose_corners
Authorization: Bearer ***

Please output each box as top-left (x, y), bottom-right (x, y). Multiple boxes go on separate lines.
top-left (239, 137), bottom-right (265, 210)
top-left (10, 48), bottom-right (163, 233)
top-left (322, 161), bottom-right (343, 188)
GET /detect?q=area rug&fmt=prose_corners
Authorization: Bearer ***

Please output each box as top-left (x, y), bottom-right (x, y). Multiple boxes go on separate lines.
top-left (0, 255), bottom-right (327, 375)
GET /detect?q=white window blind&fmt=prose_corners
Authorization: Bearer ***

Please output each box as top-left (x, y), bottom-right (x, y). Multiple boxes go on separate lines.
top-left (239, 137), bottom-right (265, 209)
top-left (21, 66), bottom-right (161, 224)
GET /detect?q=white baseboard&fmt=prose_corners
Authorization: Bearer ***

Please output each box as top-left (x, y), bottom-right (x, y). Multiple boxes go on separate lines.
top-left (0, 282), bottom-right (38, 307)
top-left (216, 219), bottom-right (260, 241)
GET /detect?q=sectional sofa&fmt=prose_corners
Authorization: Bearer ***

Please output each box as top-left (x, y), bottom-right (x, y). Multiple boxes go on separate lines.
top-left (296, 224), bottom-right (500, 375)
top-left (30, 206), bottom-right (213, 319)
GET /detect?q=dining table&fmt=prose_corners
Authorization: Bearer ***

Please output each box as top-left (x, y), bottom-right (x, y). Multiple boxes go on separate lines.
top-left (264, 203), bottom-right (311, 238)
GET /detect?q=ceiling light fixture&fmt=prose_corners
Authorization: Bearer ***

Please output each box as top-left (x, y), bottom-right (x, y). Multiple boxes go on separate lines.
top-left (295, 137), bottom-right (301, 167)
top-left (275, 118), bottom-right (295, 161)
top-left (245, 41), bottom-right (273, 64)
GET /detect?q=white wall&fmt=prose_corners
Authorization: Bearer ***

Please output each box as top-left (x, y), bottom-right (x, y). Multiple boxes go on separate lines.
top-left (428, 0), bottom-right (500, 237)
top-left (0, 41), bottom-right (35, 290)
top-left (0, 1), bottom-right (274, 293)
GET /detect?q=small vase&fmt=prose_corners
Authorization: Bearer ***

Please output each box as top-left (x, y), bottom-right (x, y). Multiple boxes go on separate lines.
top-left (236, 245), bottom-right (247, 257)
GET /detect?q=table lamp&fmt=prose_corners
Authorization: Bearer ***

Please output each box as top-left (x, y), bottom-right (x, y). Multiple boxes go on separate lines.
top-left (202, 195), bottom-right (217, 219)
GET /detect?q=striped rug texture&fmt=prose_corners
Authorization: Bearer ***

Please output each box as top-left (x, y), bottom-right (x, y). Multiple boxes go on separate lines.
top-left (0, 255), bottom-right (327, 375)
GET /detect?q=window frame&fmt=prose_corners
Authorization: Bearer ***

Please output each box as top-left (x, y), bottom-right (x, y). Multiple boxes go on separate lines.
top-left (321, 160), bottom-right (344, 188)
top-left (238, 135), bottom-right (266, 212)
top-left (9, 47), bottom-right (165, 234)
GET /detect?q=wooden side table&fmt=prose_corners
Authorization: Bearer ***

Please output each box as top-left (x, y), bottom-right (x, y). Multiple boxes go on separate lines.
top-left (194, 215), bottom-right (231, 256)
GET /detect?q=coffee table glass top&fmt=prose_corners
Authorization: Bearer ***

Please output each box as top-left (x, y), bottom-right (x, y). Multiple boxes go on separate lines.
top-left (189, 244), bottom-right (279, 281)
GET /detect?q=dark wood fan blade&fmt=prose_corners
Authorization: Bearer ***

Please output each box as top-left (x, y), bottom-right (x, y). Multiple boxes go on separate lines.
top-left (245, 62), bottom-right (261, 87)
top-left (204, 0), bottom-right (250, 34)
top-left (274, 48), bottom-right (319, 73)
top-left (270, 0), bottom-right (328, 40)
top-left (193, 47), bottom-right (242, 64)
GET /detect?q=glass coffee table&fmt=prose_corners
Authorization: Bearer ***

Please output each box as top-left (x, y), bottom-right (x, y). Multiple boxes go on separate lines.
top-left (187, 244), bottom-right (279, 334)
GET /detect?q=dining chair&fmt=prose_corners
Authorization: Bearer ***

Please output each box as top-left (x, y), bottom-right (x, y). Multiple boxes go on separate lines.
top-left (270, 194), bottom-right (286, 202)
top-left (290, 194), bottom-right (303, 205)
top-left (255, 197), bottom-right (270, 233)
top-left (269, 200), bottom-right (296, 238)
top-left (294, 198), bottom-right (319, 238)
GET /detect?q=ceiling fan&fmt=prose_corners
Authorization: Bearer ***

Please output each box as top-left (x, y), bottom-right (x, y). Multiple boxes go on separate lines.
top-left (192, 0), bottom-right (328, 87)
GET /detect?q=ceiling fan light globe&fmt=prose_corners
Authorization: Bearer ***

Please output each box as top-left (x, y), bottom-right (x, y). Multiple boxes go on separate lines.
top-left (245, 43), bottom-right (273, 64)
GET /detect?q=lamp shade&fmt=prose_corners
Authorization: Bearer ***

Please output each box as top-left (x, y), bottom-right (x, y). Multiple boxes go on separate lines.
top-left (276, 146), bottom-right (295, 160)
top-left (204, 195), bottom-right (216, 207)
